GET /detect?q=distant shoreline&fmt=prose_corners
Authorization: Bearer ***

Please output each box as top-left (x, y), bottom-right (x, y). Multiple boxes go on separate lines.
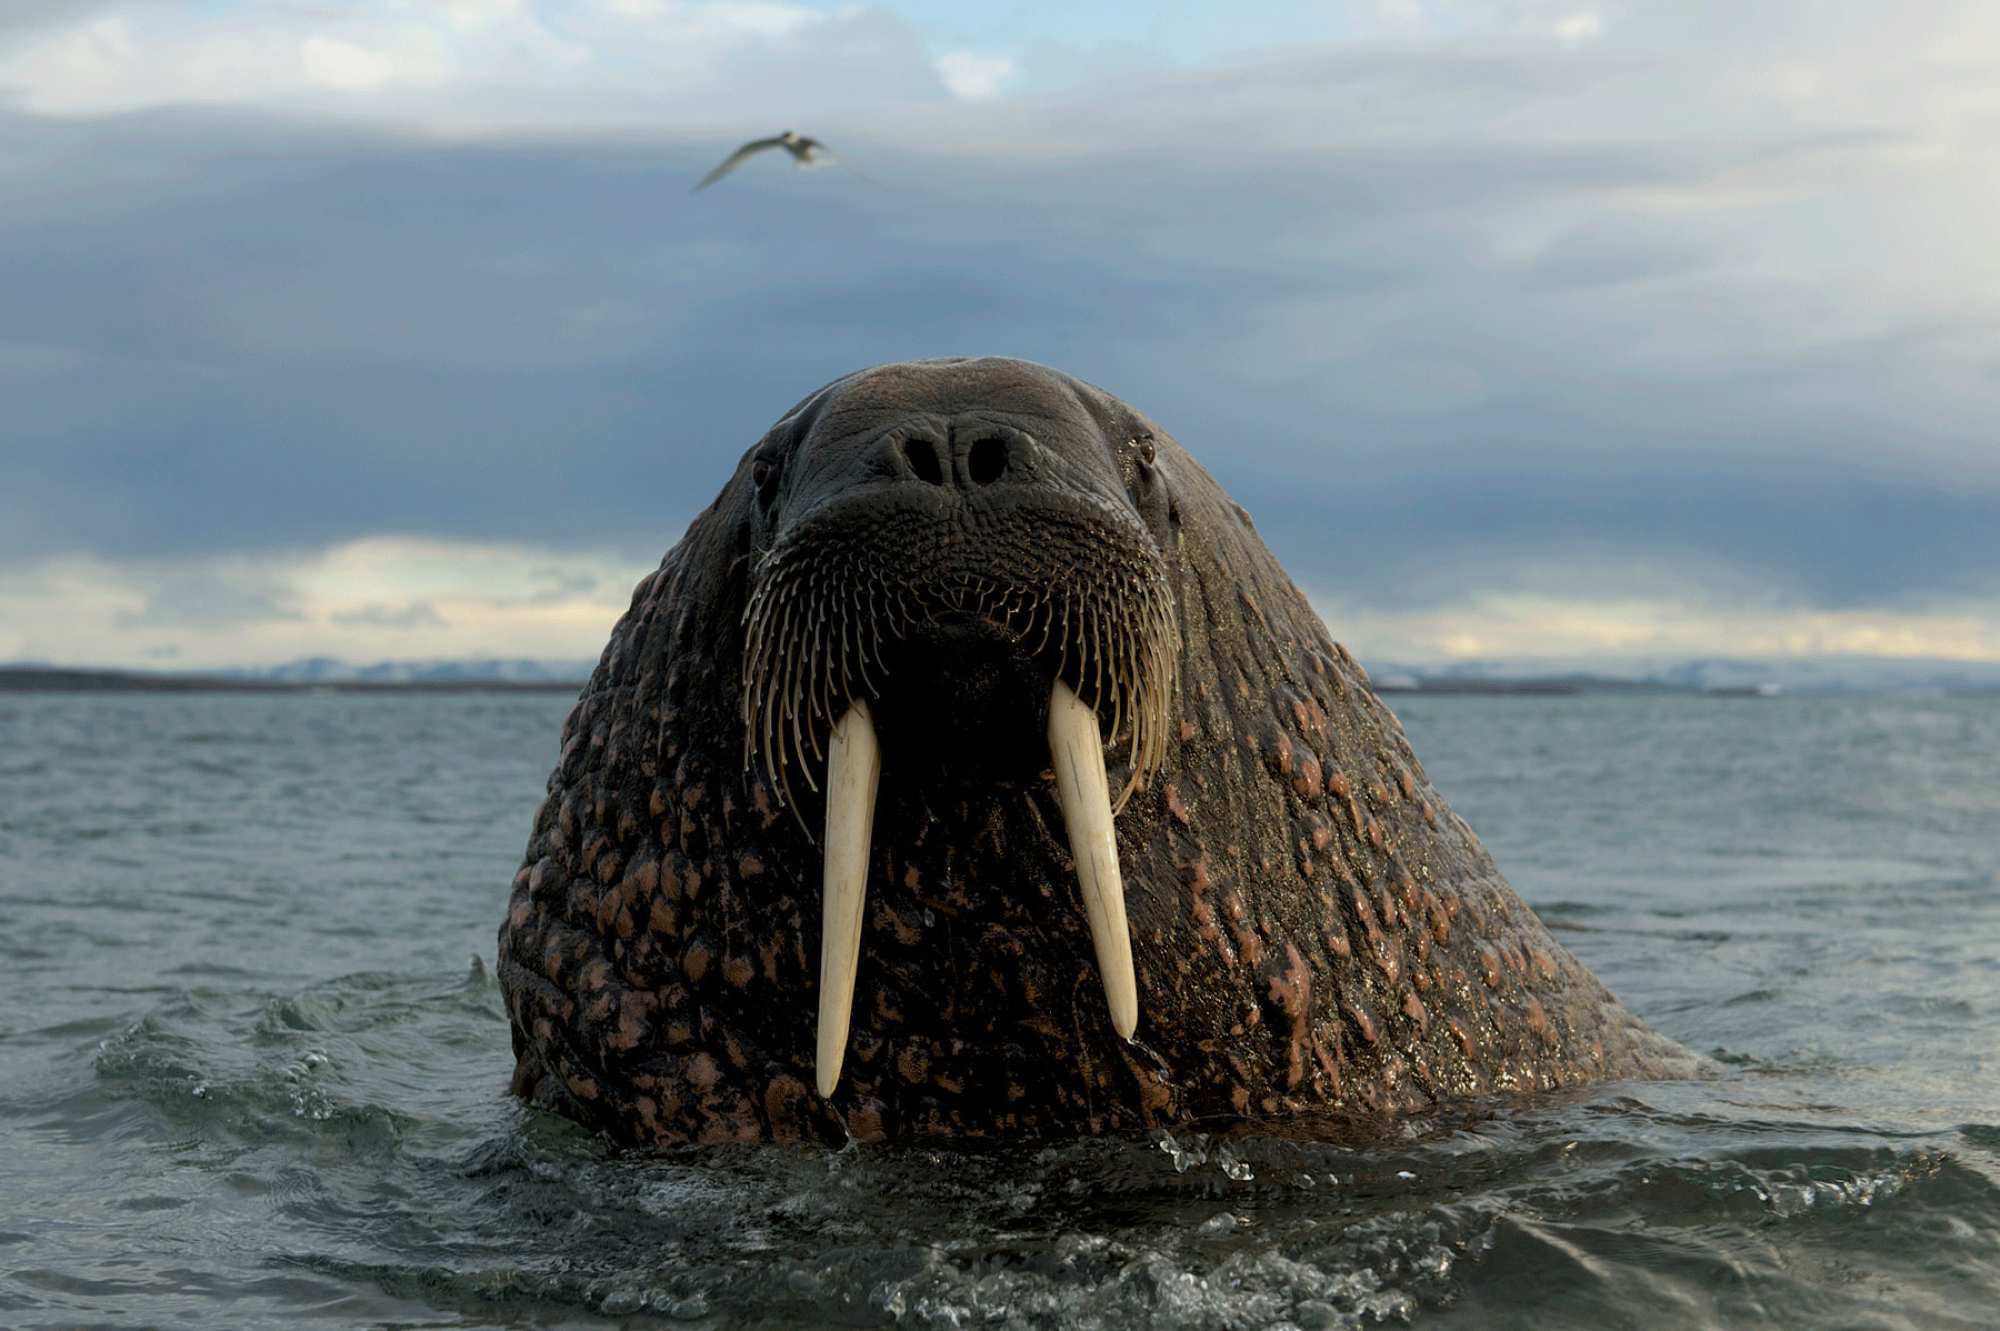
top-left (5, 664), bottom-right (1991, 699)
top-left (0, 666), bottom-right (586, 694)
top-left (0, 664), bottom-right (1711, 698)
top-left (1374, 677), bottom-right (1656, 696)
top-left (1369, 676), bottom-right (1753, 696)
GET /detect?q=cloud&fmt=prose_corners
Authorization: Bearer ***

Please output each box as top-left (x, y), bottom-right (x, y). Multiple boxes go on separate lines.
top-left (4, 2), bottom-right (2000, 667)
top-left (0, 0), bottom-right (943, 125)
top-left (329, 600), bottom-right (449, 629)
top-left (528, 568), bottom-right (601, 605)
top-left (0, 539), bottom-right (653, 670)
top-left (0, 1), bottom-right (124, 38)
top-left (1317, 587), bottom-right (2000, 667)
top-left (1552, 10), bottom-right (1603, 43)
top-left (113, 572), bottom-right (300, 630)
top-left (1249, 470), bottom-right (2000, 616)
top-left (299, 35), bottom-right (406, 94)
top-left (14, 525), bottom-right (2000, 675)
top-left (935, 51), bottom-right (1013, 101)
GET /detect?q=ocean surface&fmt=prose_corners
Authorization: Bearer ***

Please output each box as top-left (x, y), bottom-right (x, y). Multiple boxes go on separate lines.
top-left (2, 690), bottom-right (1996, 1329)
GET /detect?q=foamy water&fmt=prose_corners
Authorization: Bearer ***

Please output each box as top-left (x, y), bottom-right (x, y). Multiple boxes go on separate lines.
top-left (2, 692), bottom-right (1996, 1328)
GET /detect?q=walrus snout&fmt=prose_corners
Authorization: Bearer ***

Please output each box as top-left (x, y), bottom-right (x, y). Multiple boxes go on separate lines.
top-left (739, 466), bottom-right (1179, 817)
top-left (879, 423), bottom-right (1039, 492)
top-left (739, 443), bottom-right (1177, 1092)
top-left (731, 366), bottom-right (1187, 1094)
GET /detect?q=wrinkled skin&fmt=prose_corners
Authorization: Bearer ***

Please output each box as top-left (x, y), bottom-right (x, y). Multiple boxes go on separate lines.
top-left (498, 358), bottom-right (1694, 1145)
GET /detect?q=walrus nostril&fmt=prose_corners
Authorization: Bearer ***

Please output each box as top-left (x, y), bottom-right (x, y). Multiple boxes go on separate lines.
top-left (903, 437), bottom-right (946, 486)
top-left (967, 436), bottom-right (1007, 487)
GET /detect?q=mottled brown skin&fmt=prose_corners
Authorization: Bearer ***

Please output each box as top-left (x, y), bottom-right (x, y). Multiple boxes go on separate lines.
top-left (498, 358), bottom-right (1694, 1146)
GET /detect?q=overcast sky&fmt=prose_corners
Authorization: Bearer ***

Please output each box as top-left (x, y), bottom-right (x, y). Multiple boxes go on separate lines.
top-left (4, 0), bottom-right (2000, 669)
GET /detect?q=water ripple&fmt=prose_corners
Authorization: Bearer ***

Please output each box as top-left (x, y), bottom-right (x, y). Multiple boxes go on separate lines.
top-left (1, 693), bottom-right (1997, 1328)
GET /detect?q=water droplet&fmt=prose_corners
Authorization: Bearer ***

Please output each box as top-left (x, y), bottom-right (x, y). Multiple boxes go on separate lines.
top-left (1216, 1145), bottom-right (1254, 1181)
top-left (1155, 1129), bottom-right (1210, 1173)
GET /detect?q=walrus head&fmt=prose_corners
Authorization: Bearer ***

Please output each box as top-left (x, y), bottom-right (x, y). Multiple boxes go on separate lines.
top-left (499, 358), bottom-right (1693, 1145)
top-left (736, 362), bottom-right (1180, 1090)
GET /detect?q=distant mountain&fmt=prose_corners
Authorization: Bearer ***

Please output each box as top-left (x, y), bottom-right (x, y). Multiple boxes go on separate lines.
top-left (1361, 655), bottom-right (2000, 696)
top-left (212, 657), bottom-right (598, 684)
top-left (0, 658), bottom-right (596, 692)
top-left (8, 654), bottom-right (2000, 697)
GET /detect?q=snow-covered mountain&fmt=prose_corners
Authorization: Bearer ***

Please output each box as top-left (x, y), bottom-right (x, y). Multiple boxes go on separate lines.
top-left (1361, 655), bottom-right (2000, 695)
top-left (214, 657), bottom-right (597, 684)
top-left (7, 655), bottom-right (2000, 695)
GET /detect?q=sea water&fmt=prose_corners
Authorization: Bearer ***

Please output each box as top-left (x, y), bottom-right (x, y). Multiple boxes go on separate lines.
top-left (1, 691), bottom-right (1996, 1329)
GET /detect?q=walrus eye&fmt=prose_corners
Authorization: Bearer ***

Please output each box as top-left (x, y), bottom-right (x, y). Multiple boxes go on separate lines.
top-left (1134, 435), bottom-right (1156, 466)
top-left (753, 458), bottom-right (780, 499)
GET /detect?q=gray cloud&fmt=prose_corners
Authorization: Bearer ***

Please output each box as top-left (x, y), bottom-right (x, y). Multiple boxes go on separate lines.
top-left (113, 573), bottom-right (300, 630)
top-left (3, 4), bottom-right (2000, 622)
top-left (0, 1), bottom-right (949, 124)
top-left (329, 601), bottom-right (448, 629)
top-left (0, 1), bottom-right (120, 37)
top-left (528, 569), bottom-right (600, 606)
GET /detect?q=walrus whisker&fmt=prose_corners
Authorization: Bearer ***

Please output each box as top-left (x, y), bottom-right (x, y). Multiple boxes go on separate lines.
top-left (853, 618), bottom-right (882, 700)
top-left (741, 510), bottom-right (1179, 939)
top-left (1094, 602), bottom-right (1111, 724)
top-left (1106, 603), bottom-right (1128, 747)
top-left (791, 661), bottom-right (819, 793)
top-left (1033, 599), bottom-right (1056, 656)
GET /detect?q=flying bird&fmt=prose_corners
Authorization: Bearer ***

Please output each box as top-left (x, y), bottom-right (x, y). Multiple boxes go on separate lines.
top-left (691, 130), bottom-right (870, 192)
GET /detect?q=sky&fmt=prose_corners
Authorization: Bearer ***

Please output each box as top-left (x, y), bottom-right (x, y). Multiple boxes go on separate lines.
top-left (3, 0), bottom-right (2000, 671)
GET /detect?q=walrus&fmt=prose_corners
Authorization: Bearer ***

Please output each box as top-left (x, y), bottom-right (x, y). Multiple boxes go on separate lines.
top-left (497, 357), bottom-right (1693, 1145)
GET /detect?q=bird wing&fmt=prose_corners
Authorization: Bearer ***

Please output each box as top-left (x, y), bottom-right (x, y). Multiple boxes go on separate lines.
top-left (831, 152), bottom-right (879, 187)
top-left (794, 139), bottom-right (880, 188)
top-left (691, 137), bottom-right (786, 192)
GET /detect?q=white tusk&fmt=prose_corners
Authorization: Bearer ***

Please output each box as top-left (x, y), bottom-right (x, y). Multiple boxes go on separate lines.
top-left (817, 699), bottom-right (881, 1097)
top-left (1047, 679), bottom-right (1140, 1039)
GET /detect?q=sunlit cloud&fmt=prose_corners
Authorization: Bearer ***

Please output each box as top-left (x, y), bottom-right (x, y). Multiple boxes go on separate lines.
top-left (935, 50), bottom-right (1013, 101)
top-left (1552, 10), bottom-right (1602, 44)
top-left (10, 534), bottom-right (2000, 676)
top-left (0, 539), bottom-right (655, 671)
top-left (1317, 590), bottom-right (2000, 667)
top-left (0, 0), bottom-right (915, 126)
